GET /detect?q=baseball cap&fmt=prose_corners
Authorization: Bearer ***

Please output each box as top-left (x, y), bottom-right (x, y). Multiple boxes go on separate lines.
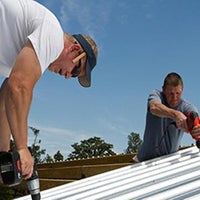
top-left (73, 34), bottom-right (98, 87)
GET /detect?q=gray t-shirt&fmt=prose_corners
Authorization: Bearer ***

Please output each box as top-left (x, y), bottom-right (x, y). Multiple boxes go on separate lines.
top-left (137, 89), bottom-right (198, 162)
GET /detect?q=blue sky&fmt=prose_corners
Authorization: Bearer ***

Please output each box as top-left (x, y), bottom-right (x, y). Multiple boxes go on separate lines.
top-left (3, 0), bottom-right (200, 158)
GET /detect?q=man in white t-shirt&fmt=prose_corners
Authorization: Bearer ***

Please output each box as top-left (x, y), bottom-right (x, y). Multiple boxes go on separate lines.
top-left (0, 0), bottom-right (98, 179)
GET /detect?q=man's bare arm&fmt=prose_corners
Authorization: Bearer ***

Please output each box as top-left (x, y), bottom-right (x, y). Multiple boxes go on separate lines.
top-left (4, 40), bottom-right (41, 178)
top-left (149, 100), bottom-right (188, 130)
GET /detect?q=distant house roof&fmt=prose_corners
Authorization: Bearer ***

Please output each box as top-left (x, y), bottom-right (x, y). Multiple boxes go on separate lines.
top-left (16, 146), bottom-right (200, 200)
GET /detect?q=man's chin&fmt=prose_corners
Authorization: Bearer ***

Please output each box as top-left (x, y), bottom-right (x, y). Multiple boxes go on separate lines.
top-left (169, 103), bottom-right (178, 108)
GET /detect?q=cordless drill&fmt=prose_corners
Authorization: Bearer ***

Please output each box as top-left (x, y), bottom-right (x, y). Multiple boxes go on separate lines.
top-left (0, 147), bottom-right (41, 200)
top-left (0, 151), bottom-right (22, 186)
top-left (186, 111), bottom-right (200, 148)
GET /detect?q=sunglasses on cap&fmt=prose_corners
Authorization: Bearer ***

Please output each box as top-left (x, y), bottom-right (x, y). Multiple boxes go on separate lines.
top-left (71, 52), bottom-right (86, 78)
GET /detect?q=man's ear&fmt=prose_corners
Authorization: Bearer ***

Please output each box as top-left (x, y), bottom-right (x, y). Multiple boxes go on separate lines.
top-left (69, 43), bottom-right (81, 52)
top-left (162, 86), bottom-right (165, 92)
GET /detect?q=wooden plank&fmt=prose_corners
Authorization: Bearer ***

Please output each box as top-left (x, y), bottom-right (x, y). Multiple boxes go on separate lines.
top-left (38, 163), bottom-right (130, 180)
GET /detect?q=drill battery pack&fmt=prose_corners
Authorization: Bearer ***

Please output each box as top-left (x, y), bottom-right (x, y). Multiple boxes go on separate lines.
top-left (0, 151), bottom-right (22, 186)
top-left (186, 111), bottom-right (200, 148)
top-left (186, 111), bottom-right (200, 134)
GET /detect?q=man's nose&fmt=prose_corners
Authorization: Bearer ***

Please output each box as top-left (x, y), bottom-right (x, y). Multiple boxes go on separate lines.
top-left (172, 94), bottom-right (178, 100)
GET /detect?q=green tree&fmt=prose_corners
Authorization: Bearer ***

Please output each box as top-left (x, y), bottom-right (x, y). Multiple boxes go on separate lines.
top-left (29, 126), bottom-right (46, 163)
top-left (68, 136), bottom-right (116, 159)
top-left (54, 150), bottom-right (64, 162)
top-left (43, 154), bottom-right (54, 163)
top-left (125, 132), bottom-right (142, 153)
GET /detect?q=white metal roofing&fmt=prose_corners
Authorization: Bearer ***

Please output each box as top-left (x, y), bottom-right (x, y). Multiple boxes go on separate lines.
top-left (16, 146), bottom-right (200, 200)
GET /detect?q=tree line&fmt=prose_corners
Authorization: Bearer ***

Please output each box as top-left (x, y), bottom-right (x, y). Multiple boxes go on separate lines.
top-left (26, 127), bottom-right (143, 164)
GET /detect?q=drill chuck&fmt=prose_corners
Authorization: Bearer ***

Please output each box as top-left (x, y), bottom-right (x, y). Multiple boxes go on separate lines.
top-left (27, 147), bottom-right (41, 200)
top-left (27, 177), bottom-right (41, 200)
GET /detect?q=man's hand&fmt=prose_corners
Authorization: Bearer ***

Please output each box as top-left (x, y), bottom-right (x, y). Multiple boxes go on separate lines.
top-left (17, 147), bottom-right (34, 180)
top-left (175, 111), bottom-right (188, 132)
top-left (190, 125), bottom-right (200, 140)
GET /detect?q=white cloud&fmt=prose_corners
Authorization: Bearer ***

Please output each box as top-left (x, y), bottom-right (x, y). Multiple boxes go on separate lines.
top-left (28, 123), bottom-right (98, 158)
top-left (59, 1), bottom-right (112, 38)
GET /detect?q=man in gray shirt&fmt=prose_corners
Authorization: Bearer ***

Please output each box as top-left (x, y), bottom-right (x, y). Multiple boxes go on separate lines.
top-left (136, 72), bottom-right (200, 162)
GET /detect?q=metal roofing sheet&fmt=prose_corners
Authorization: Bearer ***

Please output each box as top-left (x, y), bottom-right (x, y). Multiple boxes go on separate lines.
top-left (16, 146), bottom-right (200, 200)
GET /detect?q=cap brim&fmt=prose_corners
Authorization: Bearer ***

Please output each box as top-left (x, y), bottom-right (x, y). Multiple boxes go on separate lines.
top-left (78, 60), bottom-right (91, 87)
top-left (73, 34), bottom-right (97, 88)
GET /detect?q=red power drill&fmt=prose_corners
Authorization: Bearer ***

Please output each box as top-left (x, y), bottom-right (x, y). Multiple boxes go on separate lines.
top-left (0, 151), bottom-right (22, 186)
top-left (186, 111), bottom-right (200, 148)
top-left (0, 147), bottom-right (41, 200)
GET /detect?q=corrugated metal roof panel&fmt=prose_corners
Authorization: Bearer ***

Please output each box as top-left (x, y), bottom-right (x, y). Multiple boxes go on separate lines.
top-left (16, 146), bottom-right (200, 200)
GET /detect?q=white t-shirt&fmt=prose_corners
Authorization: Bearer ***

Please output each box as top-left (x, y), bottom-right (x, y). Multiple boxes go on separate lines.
top-left (0, 0), bottom-right (64, 77)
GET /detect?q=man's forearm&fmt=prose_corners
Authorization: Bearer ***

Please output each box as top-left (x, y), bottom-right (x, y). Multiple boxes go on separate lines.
top-left (5, 78), bottom-right (32, 150)
top-left (149, 101), bottom-right (179, 120)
